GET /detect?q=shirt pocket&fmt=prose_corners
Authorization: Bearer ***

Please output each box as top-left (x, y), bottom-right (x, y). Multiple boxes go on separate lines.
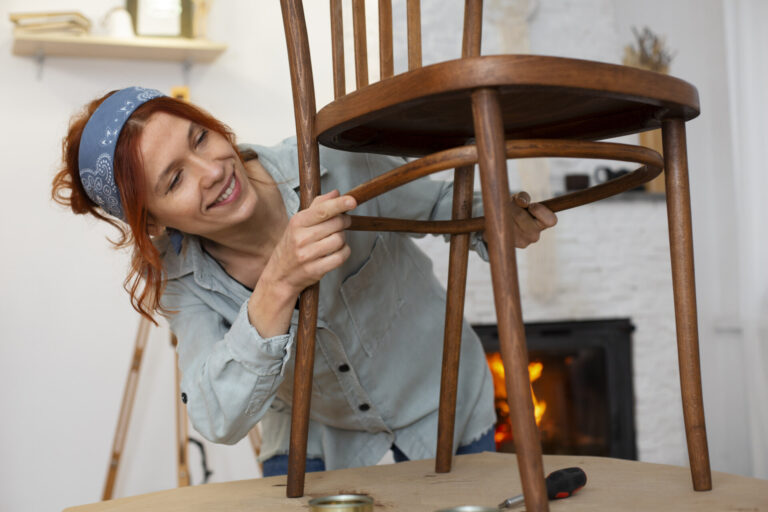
top-left (340, 234), bottom-right (405, 357)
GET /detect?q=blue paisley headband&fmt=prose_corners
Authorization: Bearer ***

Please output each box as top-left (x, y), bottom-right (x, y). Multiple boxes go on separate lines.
top-left (78, 87), bottom-right (185, 253)
top-left (78, 86), bottom-right (165, 219)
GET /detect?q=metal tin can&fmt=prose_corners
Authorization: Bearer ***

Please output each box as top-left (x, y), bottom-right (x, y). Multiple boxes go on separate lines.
top-left (308, 494), bottom-right (374, 512)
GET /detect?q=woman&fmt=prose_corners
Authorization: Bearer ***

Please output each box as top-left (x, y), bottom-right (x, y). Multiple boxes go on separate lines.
top-left (52, 87), bottom-right (557, 476)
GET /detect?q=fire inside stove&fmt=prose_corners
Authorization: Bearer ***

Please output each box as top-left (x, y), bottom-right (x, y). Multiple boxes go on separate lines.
top-left (475, 320), bottom-right (636, 459)
top-left (485, 347), bottom-right (612, 456)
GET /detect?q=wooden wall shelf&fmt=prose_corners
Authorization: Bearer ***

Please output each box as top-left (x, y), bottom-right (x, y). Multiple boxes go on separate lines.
top-left (12, 31), bottom-right (227, 63)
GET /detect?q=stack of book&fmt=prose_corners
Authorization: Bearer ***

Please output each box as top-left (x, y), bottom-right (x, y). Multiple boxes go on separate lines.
top-left (10, 11), bottom-right (91, 36)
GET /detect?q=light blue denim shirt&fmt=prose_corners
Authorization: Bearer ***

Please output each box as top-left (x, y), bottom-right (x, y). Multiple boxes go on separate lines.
top-left (159, 138), bottom-right (496, 470)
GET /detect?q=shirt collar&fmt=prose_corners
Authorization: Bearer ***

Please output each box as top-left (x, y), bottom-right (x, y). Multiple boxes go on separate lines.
top-left (246, 138), bottom-right (330, 213)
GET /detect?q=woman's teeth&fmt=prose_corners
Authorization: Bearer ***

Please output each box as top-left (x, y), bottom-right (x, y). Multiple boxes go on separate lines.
top-left (214, 176), bottom-right (235, 205)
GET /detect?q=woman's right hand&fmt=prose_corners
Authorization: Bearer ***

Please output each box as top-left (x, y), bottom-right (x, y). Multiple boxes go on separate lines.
top-left (248, 189), bottom-right (356, 337)
top-left (264, 189), bottom-right (357, 299)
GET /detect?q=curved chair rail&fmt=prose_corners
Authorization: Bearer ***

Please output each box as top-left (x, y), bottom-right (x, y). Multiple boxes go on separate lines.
top-left (347, 139), bottom-right (663, 234)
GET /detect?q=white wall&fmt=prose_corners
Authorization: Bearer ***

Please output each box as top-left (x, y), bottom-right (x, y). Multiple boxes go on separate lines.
top-left (722, 0), bottom-right (768, 479)
top-left (0, 2), bottom-right (332, 511)
top-left (612, 0), bottom-right (756, 478)
top-left (0, 1), bottom-right (756, 512)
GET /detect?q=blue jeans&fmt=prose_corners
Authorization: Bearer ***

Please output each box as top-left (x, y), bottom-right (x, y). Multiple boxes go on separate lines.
top-left (262, 428), bottom-right (495, 477)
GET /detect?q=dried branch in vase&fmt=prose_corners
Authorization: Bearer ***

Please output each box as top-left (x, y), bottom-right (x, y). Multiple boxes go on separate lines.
top-left (623, 26), bottom-right (674, 74)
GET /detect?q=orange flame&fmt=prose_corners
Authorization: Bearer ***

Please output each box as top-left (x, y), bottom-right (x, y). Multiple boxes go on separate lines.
top-left (528, 361), bottom-right (547, 426)
top-left (486, 353), bottom-right (547, 438)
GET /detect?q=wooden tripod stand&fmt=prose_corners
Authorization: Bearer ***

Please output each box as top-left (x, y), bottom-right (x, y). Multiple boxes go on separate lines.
top-left (102, 317), bottom-right (264, 501)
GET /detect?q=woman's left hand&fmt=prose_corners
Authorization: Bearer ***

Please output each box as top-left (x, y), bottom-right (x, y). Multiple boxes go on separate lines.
top-left (505, 191), bottom-right (558, 248)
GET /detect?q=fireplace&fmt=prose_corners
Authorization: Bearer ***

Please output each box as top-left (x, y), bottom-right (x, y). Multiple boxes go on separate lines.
top-left (473, 318), bottom-right (637, 460)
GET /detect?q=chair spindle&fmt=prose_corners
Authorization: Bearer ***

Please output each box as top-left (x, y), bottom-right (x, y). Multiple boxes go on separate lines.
top-left (462, 0), bottom-right (483, 58)
top-left (379, 0), bottom-right (394, 79)
top-left (407, 0), bottom-right (422, 69)
top-left (352, 0), bottom-right (369, 89)
top-left (436, 0), bottom-right (483, 474)
top-left (330, 0), bottom-right (345, 99)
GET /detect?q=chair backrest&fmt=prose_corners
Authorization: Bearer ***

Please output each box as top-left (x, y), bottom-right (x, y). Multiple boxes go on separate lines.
top-left (278, 0), bottom-right (472, 213)
top-left (283, 0), bottom-right (484, 105)
top-left (330, 0), bottom-right (483, 98)
top-left (280, 0), bottom-right (485, 209)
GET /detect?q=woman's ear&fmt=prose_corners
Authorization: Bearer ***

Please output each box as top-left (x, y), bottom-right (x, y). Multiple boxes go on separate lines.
top-left (146, 216), bottom-right (164, 237)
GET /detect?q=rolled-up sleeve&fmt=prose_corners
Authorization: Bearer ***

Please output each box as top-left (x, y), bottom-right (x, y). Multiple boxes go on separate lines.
top-left (162, 280), bottom-right (294, 444)
top-left (363, 152), bottom-right (490, 262)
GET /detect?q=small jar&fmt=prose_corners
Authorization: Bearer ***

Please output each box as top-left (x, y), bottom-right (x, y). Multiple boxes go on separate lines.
top-left (308, 494), bottom-right (374, 512)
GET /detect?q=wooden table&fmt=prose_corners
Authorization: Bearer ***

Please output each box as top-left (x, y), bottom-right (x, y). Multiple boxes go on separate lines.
top-left (64, 453), bottom-right (767, 511)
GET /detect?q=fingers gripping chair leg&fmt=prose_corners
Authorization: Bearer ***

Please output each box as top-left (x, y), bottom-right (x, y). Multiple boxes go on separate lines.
top-left (472, 88), bottom-right (549, 512)
top-left (436, 165), bottom-right (475, 473)
top-left (661, 119), bottom-right (712, 491)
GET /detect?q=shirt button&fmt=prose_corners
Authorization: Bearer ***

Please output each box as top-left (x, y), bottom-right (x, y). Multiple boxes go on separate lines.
top-left (181, 392), bottom-right (188, 404)
top-left (358, 403), bottom-right (370, 412)
top-left (338, 364), bottom-right (350, 372)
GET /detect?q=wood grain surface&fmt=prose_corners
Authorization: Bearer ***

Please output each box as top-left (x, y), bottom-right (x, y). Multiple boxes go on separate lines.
top-left (63, 453), bottom-right (768, 512)
top-left (378, 0), bottom-right (394, 79)
top-left (280, 0), bottom-right (322, 497)
top-left (330, 0), bottom-right (345, 99)
top-left (406, 0), bottom-right (421, 70)
top-left (315, 55), bottom-right (699, 156)
top-left (435, 164), bottom-right (474, 474)
top-left (345, 139), bottom-right (663, 234)
top-left (472, 87), bottom-right (548, 511)
top-left (662, 119), bottom-right (711, 491)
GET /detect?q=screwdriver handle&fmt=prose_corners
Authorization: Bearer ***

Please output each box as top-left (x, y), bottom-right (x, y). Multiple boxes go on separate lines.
top-left (545, 467), bottom-right (587, 499)
top-left (498, 467), bottom-right (587, 509)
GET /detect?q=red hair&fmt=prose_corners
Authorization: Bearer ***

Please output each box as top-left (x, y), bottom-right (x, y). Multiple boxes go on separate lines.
top-left (52, 91), bottom-right (247, 323)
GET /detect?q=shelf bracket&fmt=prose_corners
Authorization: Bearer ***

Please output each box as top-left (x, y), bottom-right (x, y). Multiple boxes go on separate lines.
top-left (182, 58), bottom-right (193, 86)
top-left (35, 49), bottom-right (45, 81)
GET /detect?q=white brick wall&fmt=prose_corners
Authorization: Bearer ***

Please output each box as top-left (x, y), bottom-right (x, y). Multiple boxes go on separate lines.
top-left (413, 194), bottom-right (689, 467)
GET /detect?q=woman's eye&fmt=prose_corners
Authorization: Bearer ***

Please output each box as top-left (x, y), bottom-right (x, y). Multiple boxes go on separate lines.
top-left (168, 171), bottom-right (182, 192)
top-left (196, 129), bottom-right (208, 147)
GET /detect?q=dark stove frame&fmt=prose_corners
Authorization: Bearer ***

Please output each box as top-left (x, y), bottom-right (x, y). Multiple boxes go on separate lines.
top-left (473, 318), bottom-right (637, 460)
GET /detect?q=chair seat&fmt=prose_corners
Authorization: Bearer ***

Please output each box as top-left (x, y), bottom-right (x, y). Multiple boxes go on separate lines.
top-left (316, 54), bottom-right (700, 156)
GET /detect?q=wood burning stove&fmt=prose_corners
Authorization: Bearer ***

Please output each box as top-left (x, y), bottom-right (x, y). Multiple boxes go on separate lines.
top-left (473, 318), bottom-right (637, 460)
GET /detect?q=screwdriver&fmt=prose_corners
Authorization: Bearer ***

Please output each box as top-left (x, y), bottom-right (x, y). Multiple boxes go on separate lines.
top-left (498, 467), bottom-right (587, 509)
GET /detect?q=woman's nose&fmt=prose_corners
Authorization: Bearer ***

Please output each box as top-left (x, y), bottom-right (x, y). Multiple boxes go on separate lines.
top-left (193, 156), bottom-right (225, 188)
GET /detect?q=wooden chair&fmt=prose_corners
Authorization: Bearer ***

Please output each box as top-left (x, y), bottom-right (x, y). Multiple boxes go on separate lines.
top-left (280, 1), bottom-right (711, 509)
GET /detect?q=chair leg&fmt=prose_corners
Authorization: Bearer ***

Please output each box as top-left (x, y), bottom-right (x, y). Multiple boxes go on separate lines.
top-left (287, 284), bottom-right (320, 498)
top-left (436, 164), bottom-right (475, 473)
top-left (661, 119), bottom-right (712, 491)
top-left (471, 88), bottom-right (548, 512)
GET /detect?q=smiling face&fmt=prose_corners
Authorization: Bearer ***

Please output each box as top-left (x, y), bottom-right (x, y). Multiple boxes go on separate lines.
top-left (139, 111), bottom-right (258, 239)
